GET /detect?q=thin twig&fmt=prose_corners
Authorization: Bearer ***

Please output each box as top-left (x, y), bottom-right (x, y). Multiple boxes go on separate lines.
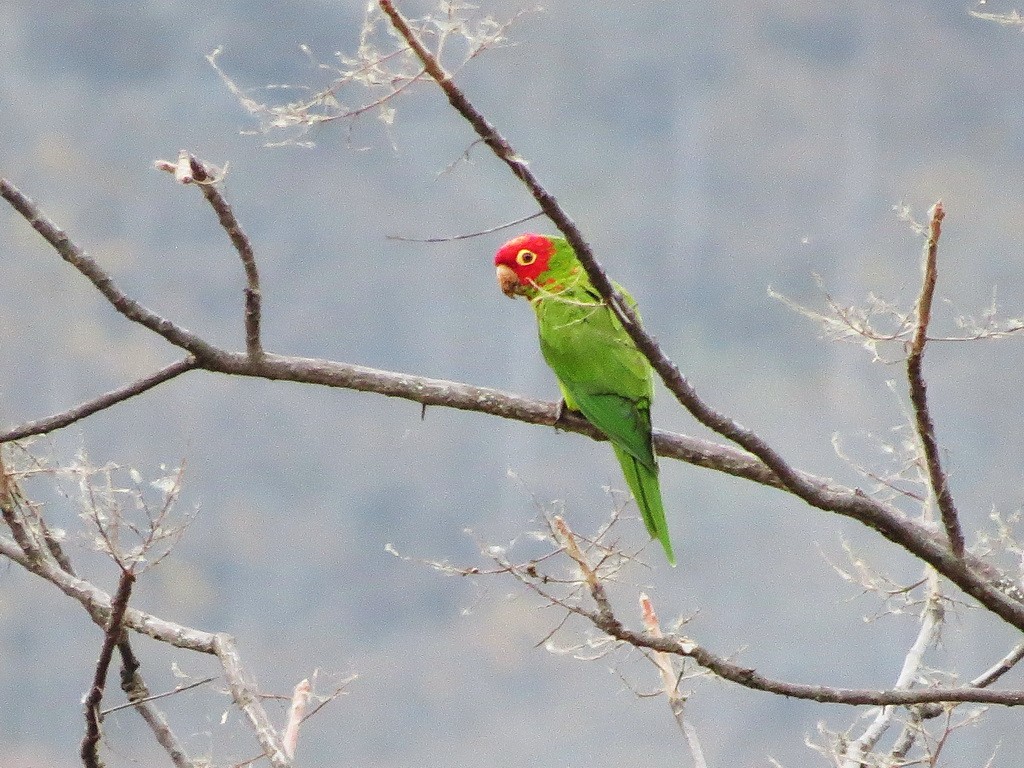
top-left (103, 672), bottom-right (218, 716)
top-left (160, 153), bottom-right (264, 358)
top-left (299, 676), bottom-right (356, 724)
top-left (386, 210), bottom-right (544, 242)
top-left (906, 200), bottom-right (964, 558)
top-left (0, 357), bottom-right (197, 443)
top-left (81, 568), bottom-right (136, 768)
top-left (970, 642), bottom-right (1024, 688)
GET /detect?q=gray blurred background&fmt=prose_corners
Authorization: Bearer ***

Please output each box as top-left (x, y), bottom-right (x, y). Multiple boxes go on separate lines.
top-left (3, 1), bottom-right (1024, 765)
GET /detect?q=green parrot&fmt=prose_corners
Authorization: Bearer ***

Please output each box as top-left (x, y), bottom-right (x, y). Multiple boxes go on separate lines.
top-left (493, 233), bottom-right (675, 565)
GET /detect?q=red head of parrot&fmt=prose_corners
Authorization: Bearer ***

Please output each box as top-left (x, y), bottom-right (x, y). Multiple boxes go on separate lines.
top-left (494, 233), bottom-right (555, 298)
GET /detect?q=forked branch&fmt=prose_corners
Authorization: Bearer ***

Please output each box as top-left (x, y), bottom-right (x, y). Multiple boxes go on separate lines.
top-left (81, 568), bottom-right (136, 768)
top-left (529, 522), bottom-right (1024, 708)
top-left (906, 201), bottom-right (965, 557)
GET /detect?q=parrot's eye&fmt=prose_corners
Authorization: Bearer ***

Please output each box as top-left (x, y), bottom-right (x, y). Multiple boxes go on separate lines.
top-left (516, 249), bottom-right (538, 266)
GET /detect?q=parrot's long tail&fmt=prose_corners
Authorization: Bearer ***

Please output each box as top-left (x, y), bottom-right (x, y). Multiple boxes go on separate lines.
top-left (613, 445), bottom-right (675, 566)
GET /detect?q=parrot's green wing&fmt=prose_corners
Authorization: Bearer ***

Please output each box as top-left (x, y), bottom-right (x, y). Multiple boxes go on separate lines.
top-left (534, 284), bottom-right (675, 565)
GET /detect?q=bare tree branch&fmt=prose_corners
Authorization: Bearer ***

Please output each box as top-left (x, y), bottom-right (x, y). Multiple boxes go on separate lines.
top-left (81, 567), bottom-right (136, 768)
top-left (114, 639), bottom-right (199, 768)
top-left (0, 179), bottom-right (221, 360)
top-left (157, 152), bottom-right (264, 357)
top-left (906, 200), bottom-right (965, 558)
top-left (520, 525), bottom-right (1024, 708)
top-left (0, 357), bottom-right (197, 443)
top-left (215, 633), bottom-right (292, 768)
top-left (3, 449), bottom-right (197, 766)
top-left (971, 642), bottom-right (1024, 688)
top-left (0, 527), bottom-right (290, 765)
top-left (0, 530), bottom-right (217, 650)
top-left (840, 569), bottom-right (944, 766)
top-left (2, 8), bottom-right (1022, 764)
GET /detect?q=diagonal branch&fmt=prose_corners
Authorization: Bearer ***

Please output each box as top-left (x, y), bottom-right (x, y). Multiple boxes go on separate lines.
top-left (0, 357), bottom-right (197, 443)
top-left (215, 633), bottom-right (292, 768)
top-left (971, 641), bottom-right (1024, 688)
top-left (0, 179), bottom-right (222, 360)
top-left (906, 201), bottom-right (964, 557)
top-left (116, 638), bottom-right (198, 768)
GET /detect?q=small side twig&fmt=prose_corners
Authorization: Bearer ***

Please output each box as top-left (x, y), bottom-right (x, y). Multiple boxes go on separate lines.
top-left (81, 567), bottom-right (136, 768)
top-left (156, 152), bottom-right (263, 358)
top-left (386, 210), bottom-right (544, 242)
top-left (970, 642), bottom-right (1024, 688)
top-left (639, 593), bottom-right (707, 767)
top-left (906, 201), bottom-right (964, 558)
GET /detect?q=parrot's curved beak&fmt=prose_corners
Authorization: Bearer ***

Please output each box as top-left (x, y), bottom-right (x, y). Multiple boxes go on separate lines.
top-left (496, 263), bottom-right (521, 298)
